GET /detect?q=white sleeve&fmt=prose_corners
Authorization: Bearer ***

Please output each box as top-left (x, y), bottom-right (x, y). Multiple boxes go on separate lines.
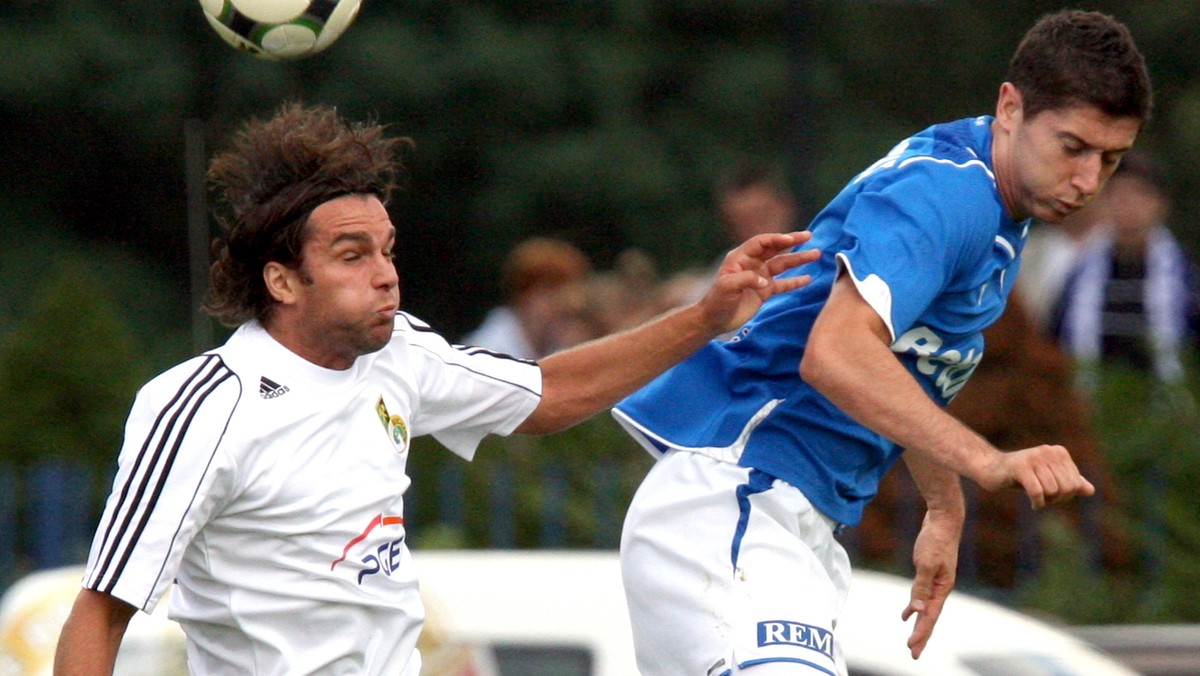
top-left (399, 315), bottom-right (542, 460)
top-left (81, 355), bottom-right (243, 613)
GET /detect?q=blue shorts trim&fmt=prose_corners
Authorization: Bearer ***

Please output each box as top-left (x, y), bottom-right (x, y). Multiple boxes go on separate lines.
top-left (731, 469), bottom-right (775, 570)
top-left (738, 656), bottom-right (838, 676)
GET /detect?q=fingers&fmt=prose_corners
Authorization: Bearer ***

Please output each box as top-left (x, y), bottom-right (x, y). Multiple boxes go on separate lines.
top-left (720, 232), bottom-right (819, 287)
top-left (1004, 445), bottom-right (1096, 508)
top-left (724, 231), bottom-right (814, 263)
top-left (902, 590), bottom-right (946, 659)
top-left (766, 249), bottom-right (822, 276)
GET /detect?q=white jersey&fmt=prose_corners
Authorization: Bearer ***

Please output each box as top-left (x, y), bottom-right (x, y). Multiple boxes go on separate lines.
top-left (81, 313), bottom-right (541, 675)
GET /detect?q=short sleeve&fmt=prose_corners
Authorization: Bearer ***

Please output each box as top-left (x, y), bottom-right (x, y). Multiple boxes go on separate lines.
top-left (400, 316), bottom-right (542, 459)
top-left (835, 161), bottom-right (995, 340)
top-left (82, 356), bottom-right (242, 612)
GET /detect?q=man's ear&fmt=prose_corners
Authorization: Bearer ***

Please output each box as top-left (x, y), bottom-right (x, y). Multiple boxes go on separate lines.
top-left (995, 82), bottom-right (1023, 130)
top-left (264, 261), bottom-right (299, 305)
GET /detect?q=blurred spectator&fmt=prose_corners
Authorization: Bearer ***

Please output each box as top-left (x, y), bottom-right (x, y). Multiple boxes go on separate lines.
top-left (462, 237), bottom-right (597, 359)
top-left (587, 248), bottom-right (665, 336)
top-left (1017, 203), bottom-right (1102, 334)
top-left (1052, 151), bottom-right (1200, 386)
top-left (715, 161), bottom-right (801, 247)
top-left (674, 161), bottom-right (803, 307)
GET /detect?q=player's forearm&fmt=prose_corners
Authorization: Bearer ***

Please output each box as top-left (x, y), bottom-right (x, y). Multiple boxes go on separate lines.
top-left (903, 451), bottom-right (966, 520)
top-left (54, 589), bottom-right (136, 676)
top-left (801, 315), bottom-right (1000, 487)
top-left (517, 302), bottom-right (719, 434)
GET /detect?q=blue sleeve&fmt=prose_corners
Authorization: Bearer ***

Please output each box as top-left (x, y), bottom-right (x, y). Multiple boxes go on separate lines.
top-left (836, 161), bottom-right (996, 338)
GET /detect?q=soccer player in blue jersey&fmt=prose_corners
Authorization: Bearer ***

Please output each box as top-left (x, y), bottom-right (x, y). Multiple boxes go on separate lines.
top-left (614, 10), bottom-right (1152, 676)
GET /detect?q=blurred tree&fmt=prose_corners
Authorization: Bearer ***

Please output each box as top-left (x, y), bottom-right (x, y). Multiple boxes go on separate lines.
top-left (0, 261), bottom-right (149, 572)
top-left (0, 261), bottom-right (146, 470)
top-left (3, 1), bottom-right (1199, 341)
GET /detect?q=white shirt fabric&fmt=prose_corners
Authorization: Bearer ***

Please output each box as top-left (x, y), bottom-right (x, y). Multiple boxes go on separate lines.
top-left (461, 305), bottom-right (537, 359)
top-left (81, 313), bottom-right (542, 675)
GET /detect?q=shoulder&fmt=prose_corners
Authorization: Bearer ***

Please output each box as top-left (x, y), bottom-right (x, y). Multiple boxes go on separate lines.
top-left (142, 353), bottom-right (243, 398)
top-left (390, 311), bottom-right (454, 353)
top-left (390, 311), bottom-right (537, 368)
top-left (895, 121), bottom-right (993, 188)
top-left (122, 354), bottom-right (245, 457)
top-left (379, 312), bottom-right (541, 407)
top-left (133, 351), bottom-right (245, 419)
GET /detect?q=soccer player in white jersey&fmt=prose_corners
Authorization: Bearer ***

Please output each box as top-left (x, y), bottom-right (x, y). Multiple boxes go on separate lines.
top-left (613, 10), bottom-right (1152, 676)
top-left (52, 103), bottom-right (820, 675)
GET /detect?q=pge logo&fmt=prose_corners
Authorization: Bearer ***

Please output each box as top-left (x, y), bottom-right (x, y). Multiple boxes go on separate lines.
top-left (330, 513), bottom-right (406, 585)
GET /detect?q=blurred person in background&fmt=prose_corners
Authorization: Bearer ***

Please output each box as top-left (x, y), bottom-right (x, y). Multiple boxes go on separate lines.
top-left (52, 102), bottom-right (819, 675)
top-left (462, 237), bottom-right (597, 359)
top-left (587, 247), bottom-right (667, 336)
top-left (1053, 150), bottom-right (1200, 389)
top-left (717, 161), bottom-right (802, 250)
top-left (669, 161), bottom-right (803, 309)
top-left (1016, 197), bottom-right (1104, 334)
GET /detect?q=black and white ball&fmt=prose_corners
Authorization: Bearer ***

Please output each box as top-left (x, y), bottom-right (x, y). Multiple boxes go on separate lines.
top-left (199, 0), bottom-right (362, 61)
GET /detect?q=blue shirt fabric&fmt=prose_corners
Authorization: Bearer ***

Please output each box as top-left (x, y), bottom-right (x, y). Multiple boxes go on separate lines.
top-left (614, 116), bottom-right (1029, 527)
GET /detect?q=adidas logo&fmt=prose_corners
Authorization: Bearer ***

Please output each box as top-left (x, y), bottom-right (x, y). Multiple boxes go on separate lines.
top-left (259, 376), bottom-right (290, 399)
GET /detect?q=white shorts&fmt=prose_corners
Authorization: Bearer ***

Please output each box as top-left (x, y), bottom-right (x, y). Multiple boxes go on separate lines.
top-left (620, 450), bottom-right (851, 676)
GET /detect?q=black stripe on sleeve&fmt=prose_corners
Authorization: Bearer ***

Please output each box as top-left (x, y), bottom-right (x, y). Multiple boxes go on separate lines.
top-left (90, 356), bottom-right (236, 593)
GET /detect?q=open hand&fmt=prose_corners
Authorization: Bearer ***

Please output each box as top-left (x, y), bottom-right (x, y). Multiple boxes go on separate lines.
top-left (699, 231), bottom-right (819, 331)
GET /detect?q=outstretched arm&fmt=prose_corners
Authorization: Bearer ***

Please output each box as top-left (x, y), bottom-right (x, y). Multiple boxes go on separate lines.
top-left (516, 231), bottom-right (818, 434)
top-left (54, 589), bottom-right (137, 676)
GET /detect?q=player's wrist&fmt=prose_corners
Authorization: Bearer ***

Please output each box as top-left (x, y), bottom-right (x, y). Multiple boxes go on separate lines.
top-left (923, 501), bottom-right (966, 526)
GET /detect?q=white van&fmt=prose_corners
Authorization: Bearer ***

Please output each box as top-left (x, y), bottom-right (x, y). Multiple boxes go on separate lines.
top-left (413, 549), bottom-right (1138, 676)
top-left (1, 551), bottom-right (1135, 675)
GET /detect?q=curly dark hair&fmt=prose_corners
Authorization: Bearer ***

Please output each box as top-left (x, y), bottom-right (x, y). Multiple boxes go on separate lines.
top-left (204, 103), bottom-right (412, 326)
top-left (1007, 9), bottom-right (1152, 123)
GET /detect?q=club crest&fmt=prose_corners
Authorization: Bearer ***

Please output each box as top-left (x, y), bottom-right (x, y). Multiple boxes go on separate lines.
top-left (375, 396), bottom-right (409, 447)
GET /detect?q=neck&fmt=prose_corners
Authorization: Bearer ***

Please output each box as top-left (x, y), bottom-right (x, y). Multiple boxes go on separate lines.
top-left (990, 119), bottom-right (1025, 222)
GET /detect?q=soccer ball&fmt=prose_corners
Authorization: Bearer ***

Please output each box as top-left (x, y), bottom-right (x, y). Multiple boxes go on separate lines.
top-left (199, 0), bottom-right (362, 61)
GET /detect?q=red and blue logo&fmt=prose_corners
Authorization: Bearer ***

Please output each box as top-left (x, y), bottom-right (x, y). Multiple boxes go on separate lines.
top-left (331, 513), bottom-right (406, 585)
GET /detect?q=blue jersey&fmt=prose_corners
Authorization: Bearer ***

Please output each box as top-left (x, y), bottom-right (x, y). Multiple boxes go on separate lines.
top-left (614, 116), bottom-right (1029, 527)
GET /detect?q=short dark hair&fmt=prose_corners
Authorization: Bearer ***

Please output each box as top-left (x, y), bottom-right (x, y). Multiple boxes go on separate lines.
top-left (715, 161), bottom-right (792, 200)
top-left (204, 103), bottom-right (412, 326)
top-left (1007, 9), bottom-right (1152, 123)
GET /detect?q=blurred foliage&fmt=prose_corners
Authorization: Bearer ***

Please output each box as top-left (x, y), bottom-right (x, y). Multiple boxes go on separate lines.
top-left (0, 261), bottom-right (147, 469)
top-left (4, 1), bottom-right (1199, 340)
top-left (1014, 360), bottom-right (1200, 624)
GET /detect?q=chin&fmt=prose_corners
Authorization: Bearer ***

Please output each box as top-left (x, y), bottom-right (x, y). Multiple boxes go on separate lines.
top-left (370, 325), bottom-right (396, 350)
top-left (1032, 204), bottom-right (1071, 224)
